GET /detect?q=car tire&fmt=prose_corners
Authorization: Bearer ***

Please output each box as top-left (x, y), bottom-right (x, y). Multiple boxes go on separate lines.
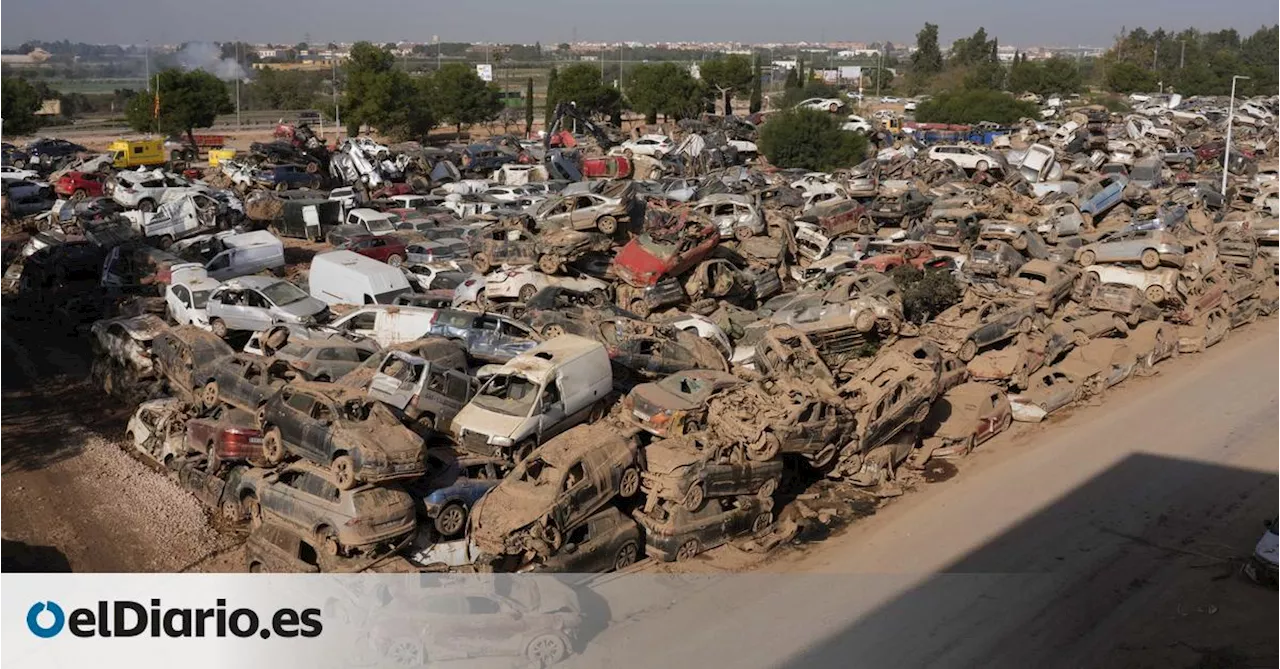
top-left (752, 512), bottom-right (774, 535)
top-left (613, 541), bottom-right (639, 571)
top-left (1018, 317), bottom-right (1034, 335)
top-left (734, 226), bottom-right (754, 241)
top-left (316, 527), bottom-right (341, 557)
top-left (472, 253), bottom-right (492, 274)
top-left (1077, 249), bottom-right (1096, 267)
top-left (976, 160), bottom-right (989, 172)
top-left (596, 215), bottom-right (619, 235)
top-left (518, 284), bottom-right (538, 302)
top-left (1011, 234), bottom-right (1028, 251)
top-left (525, 634), bottom-right (568, 667)
top-left (619, 466), bottom-right (641, 498)
top-left (386, 254), bottom-right (403, 267)
top-left (757, 477), bottom-right (778, 500)
top-left (675, 538), bottom-right (700, 562)
top-left (854, 309), bottom-right (876, 333)
top-left (210, 318), bottom-right (228, 338)
top-left (331, 455), bottom-right (356, 490)
top-left (629, 299), bottom-right (650, 318)
top-left (433, 503), bottom-right (468, 538)
top-left (538, 254), bottom-right (561, 274)
top-left (261, 427), bottom-right (285, 464)
top-left (1143, 283), bottom-right (1166, 305)
top-left (684, 483), bottom-right (705, 511)
top-left (748, 435), bottom-right (780, 461)
top-left (202, 381), bottom-right (219, 409)
top-left (138, 199), bottom-right (155, 213)
top-left (1140, 249), bottom-right (1161, 270)
top-left (958, 339), bottom-right (978, 362)
top-left (242, 494), bottom-right (262, 529)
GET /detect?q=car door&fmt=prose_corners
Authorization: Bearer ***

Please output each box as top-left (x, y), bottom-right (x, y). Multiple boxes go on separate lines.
top-left (493, 318), bottom-right (536, 359)
top-left (261, 469), bottom-right (310, 534)
top-left (212, 287), bottom-right (249, 330)
top-left (219, 357), bottom-right (254, 408)
top-left (295, 470), bottom-right (342, 528)
top-left (561, 458), bottom-right (601, 530)
top-left (276, 389), bottom-right (318, 454)
top-left (368, 353), bottom-right (422, 409)
top-left (304, 399), bottom-right (338, 462)
top-left (168, 285), bottom-right (192, 324)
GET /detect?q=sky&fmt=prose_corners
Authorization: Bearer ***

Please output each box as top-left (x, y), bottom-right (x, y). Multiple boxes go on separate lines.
top-left (2, 0), bottom-right (1277, 48)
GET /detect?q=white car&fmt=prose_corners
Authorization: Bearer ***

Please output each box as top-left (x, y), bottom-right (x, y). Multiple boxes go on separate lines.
top-left (879, 96), bottom-right (901, 104)
top-left (903, 101), bottom-right (918, 112)
top-left (789, 173), bottom-right (835, 193)
top-left (111, 169), bottom-right (207, 212)
top-left (842, 115), bottom-right (873, 133)
top-left (477, 265), bottom-right (610, 304)
top-left (0, 165), bottom-right (38, 182)
top-left (617, 134), bottom-right (675, 158)
top-left (656, 313), bottom-right (733, 357)
top-left (926, 145), bottom-right (999, 171)
top-left (1244, 517), bottom-right (1278, 586)
top-left (481, 185), bottom-right (530, 203)
top-left (165, 273), bottom-right (221, 329)
top-left (126, 398), bottom-right (188, 466)
top-left (795, 98), bottom-right (844, 113)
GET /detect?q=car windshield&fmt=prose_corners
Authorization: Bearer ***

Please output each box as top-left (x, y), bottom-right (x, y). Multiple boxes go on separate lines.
top-left (191, 290), bottom-right (211, 309)
top-left (1131, 165), bottom-right (1157, 181)
top-left (472, 373), bottom-right (540, 416)
top-left (367, 218), bottom-right (396, 233)
top-left (261, 281), bottom-right (309, 306)
top-left (657, 374), bottom-right (710, 399)
top-left (338, 398), bottom-right (388, 424)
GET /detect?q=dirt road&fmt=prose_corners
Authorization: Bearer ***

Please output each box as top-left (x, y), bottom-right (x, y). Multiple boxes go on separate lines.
top-left (573, 324), bottom-right (1279, 668)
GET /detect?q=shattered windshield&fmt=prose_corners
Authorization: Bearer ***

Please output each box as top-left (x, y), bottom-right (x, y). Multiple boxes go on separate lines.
top-left (472, 373), bottom-right (541, 416)
top-left (261, 281), bottom-right (309, 306)
top-left (367, 217), bottom-right (396, 233)
top-left (515, 457), bottom-right (563, 486)
top-left (658, 373), bottom-right (709, 399)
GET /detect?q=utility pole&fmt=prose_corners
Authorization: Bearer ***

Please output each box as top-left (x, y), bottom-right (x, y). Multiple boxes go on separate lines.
top-left (1222, 75), bottom-right (1250, 196)
top-left (600, 45), bottom-right (605, 79)
top-left (1179, 40), bottom-right (1185, 69)
top-left (618, 44), bottom-right (623, 88)
top-left (145, 41), bottom-right (150, 88)
top-left (235, 40), bottom-right (242, 128)
top-left (433, 35), bottom-right (440, 71)
top-left (875, 48), bottom-right (884, 98)
top-left (1153, 43), bottom-right (1159, 70)
top-left (332, 57), bottom-right (340, 132)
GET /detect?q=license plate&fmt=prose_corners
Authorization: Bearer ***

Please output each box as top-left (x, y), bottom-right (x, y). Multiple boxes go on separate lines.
top-left (880, 208), bottom-right (892, 212)
top-left (632, 409), bottom-right (652, 421)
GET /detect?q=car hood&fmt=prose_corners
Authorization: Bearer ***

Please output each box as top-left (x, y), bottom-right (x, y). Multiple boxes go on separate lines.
top-left (1249, 532), bottom-right (1280, 567)
top-left (333, 421), bottom-right (422, 459)
top-left (452, 404), bottom-right (528, 441)
top-left (632, 383), bottom-right (698, 414)
top-left (643, 441), bottom-right (699, 474)
top-left (470, 483), bottom-right (555, 549)
top-left (276, 297), bottom-right (329, 319)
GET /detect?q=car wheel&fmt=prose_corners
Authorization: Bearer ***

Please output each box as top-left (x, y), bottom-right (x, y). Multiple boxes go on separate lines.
top-left (541, 323), bottom-right (567, 338)
top-left (316, 528), bottom-right (341, 557)
top-left (433, 503), bottom-right (467, 538)
top-left (518, 284), bottom-right (538, 302)
top-left (201, 381), bottom-right (219, 409)
top-left (629, 299), bottom-right (650, 318)
top-left (854, 310), bottom-right (876, 333)
top-left (138, 199), bottom-right (155, 213)
top-left (210, 318), bottom-right (228, 338)
top-left (623, 148), bottom-right (634, 158)
top-left (976, 160), bottom-right (989, 172)
top-left (675, 538), bottom-right (700, 562)
top-left (1011, 234), bottom-right (1028, 251)
top-left (958, 339), bottom-right (978, 362)
top-left (1077, 249), bottom-right (1096, 267)
top-left (619, 466), bottom-right (641, 498)
top-left (525, 634), bottom-right (568, 667)
top-left (72, 188), bottom-right (87, 201)
top-left (261, 427), bottom-right (285, 464)
top-left (613, 541), bottom-right (639, 571)
top-left (857, 216), bottom-right (876, 234)
top-left (386, 638), bottom-right (425, 667)
top-left (748, 435), bottom-right (780, 461)
top-left (159, 235), bottom-right (174, 250)
top-left (331, 455), bottom-right (356, 490)
top-left (1140, 248), bottom-right (1161, 270)
top-left (387, 254), bottom-right (403, 267)
top-left (752, 512), bottom-right (774, 535)
top-left (683, 483), bottom-right (706, 511)
top-left (1000, 412), bottom-right (1013, 433)
top-left (757, 477), bottom-right (778, 500)
top-left (472, 253), bottom-right (492, 274)
top-left (538, 254), bottom-right (561, 274)
top-left (1018, 317), bottom-right (1033, 335)
top-left (734, 226), bottom-right (754, 241)
top-left (218, 498), bottom-right (242, 523)
top-left (596, 215), bottom-right (619, 235)
top-left (242, 495), bottom-right (262, 529)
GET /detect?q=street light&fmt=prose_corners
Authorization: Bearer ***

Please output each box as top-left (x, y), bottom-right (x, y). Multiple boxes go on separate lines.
top-left (1222, 74), bottom-right (1250, 196)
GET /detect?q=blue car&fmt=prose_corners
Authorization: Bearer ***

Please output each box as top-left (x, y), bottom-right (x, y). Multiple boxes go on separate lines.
top-left (407, 451), bottom-right (504, 538)
top-left (255, 164), bottom-right (320, 190)
top-left (1077, 174), bottom-right (1128, 222)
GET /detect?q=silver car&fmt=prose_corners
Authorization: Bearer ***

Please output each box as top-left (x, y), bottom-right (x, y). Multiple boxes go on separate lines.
top-left (206, 276), bottom-right (330, 337)
top-left (1075, 229), bottom-right (1186, 270)
top-left (691, 193), bottom-right (767, 240)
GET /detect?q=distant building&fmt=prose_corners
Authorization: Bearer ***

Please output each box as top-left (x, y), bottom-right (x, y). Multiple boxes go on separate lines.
top-left (256, 48), bottom-right (280, 59)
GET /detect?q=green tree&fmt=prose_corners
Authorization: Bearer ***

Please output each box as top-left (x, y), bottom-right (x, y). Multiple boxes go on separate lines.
top-left (784, 67), bottom-right (800, 89)
top-left (758, 108), bottom-right (868, 171)
top-left (749, 54), bottom-right (763, 114)
top-left (1006, 53), bottom-right (1042, 93)
top-left (341, 41), bottom-right (402, 136)
top-left (889, 265), bottom-right (961, 325)
top-left (1104, 60), bottom-right (1156, 93)
top-left (431, 62), bottom-right (502, 134)
top-left (626, 62), bottom-right (707, 123)
top-left (796, 56), bottom-right (805, 84)
top-left (525, 77), bottom-right (535, 136)
top-left (915, 89), bottom-right (1038, 124)
top-left (911, 23), bottom-right (944, 76)
top-left (126, 68), bottom-right (232, 146)
top-left (1, 76), bottom-right (43, 135)
top-left (544, 67), bottom-right (558, 128)
top-left (1039, 56), bottom-right (1082, 94)
top-left (700, 54), bottom-right (753, 115)
top-left (549, 64), bottom-right (621, 119)
top-left (863, 66), bottom-right (894, 94)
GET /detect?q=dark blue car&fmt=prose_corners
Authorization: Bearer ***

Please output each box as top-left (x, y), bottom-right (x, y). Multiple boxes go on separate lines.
top-left (406, 451), bottom-right (504, 538)
top-left (255, 164), bottom-right (320, 190)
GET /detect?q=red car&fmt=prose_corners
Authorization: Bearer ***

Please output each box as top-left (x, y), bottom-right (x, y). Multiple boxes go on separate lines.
top-left (54, 171), bottom-right (107, 199)
top-left (186, 407), bottom-right (264, 470)
top-left (339, 234), bottom-right (409, 267)
top-left (858, 241), bottom-right (939, 272)
top-left (581, 155), bottom-right (633, 179)
top-left (613, 210), bottom-right (720, 287)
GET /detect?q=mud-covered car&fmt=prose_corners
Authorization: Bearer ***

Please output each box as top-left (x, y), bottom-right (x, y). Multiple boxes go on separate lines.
top-left (870, 186), bottom-right (931, 225)
top-left (366, 351), bottom-right (478, 433)
top-left (186, 406), bottom-right (265, 470)
top-left (1075, 263), bottom-right (1179, 304)
top-left (259, 382), bottom-right (427, 489)
top-left (1075, 229), bottom-right (1186, 270)
top-left (1051, 309), bottom-right (1127, 345)
top-left (857, 241), bottom-right (940, 273)
top-left (469, 423), bottom-right (642, 557)
top-left (633, 495), bottom-right (773, 562)
top-left (151, 325), bottom-right (236, 400)
top-left (271, 334), bottom-right (380, 382)
top-left (978, 221), bottom-right (1050, 257)
top-left (126, 397), bottom-right (190, 466)
top-left (194, 353), bottom-right (296, 414)
top-left (923, 298), bottom-right (1041, 361)
top-left (233, 462), bottom-right (417, 556)
top-left (1089, 282), bottom-right (1162, 326)
top-left (642, 433), bottom-right (782, 511)
top-left (769, 293), bottom-right (903, 364)
top-left (597, 318), bottom-right (728, 382)
top-left (403, 450), bottom-right (503, 538)
top-left (244, 522), bottom-right (322, 573)
top-left (1062, 339), bottom-right (1138, 393)
top-left (1007, 260), bottom-right (1079, 313)
top-left (965, 329), bottom-right (1070, 391)
top-left (1176, 306), bottom-right (1230, 353)
top-left (621, 369), bottom-right (743, 438)
top-left (91, 313), bottom-right (169, 379)
top-left (1127, 320), bottom-right (1179, 369)
top-left (523, 506), bottom-right (643, 574)
top-left (1008, 365), bottom-right (1093, 422)
top-left (523, 286), bottom-right (634, 338)
top-left (691, 193), bottom-right (766, 240)
top-left (920, 207), bottom-right (981, 250)
top-left (425, 309), bottom-right (540, 363)
top-left (707, 383), bottom-right (852, 466)
top-left (917, 382), bottom-right (1012, 460)
top-left (966, 239), bottom-right (1026, 278)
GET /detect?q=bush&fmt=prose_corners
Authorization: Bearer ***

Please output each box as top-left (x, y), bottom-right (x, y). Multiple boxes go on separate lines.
top-left (914, 89), bottom-right (1039, 125)
top-left (890, 265), bottom-right (962, 325)
top-left (758, 108), bottom-right (868, 171)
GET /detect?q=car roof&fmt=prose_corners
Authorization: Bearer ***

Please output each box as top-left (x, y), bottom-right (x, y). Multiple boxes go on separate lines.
top-left (219, 275), bottom-right (285, 290)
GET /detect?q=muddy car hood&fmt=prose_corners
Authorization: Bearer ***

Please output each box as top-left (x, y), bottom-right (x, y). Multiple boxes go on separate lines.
top-left (643, 441), bottom-right (700, 474)
top-left (470, 483), bottom-right (555, 549)
top-left (452, 404), bottom-right (528, 440)
top-left (632, 383), bottom-right (699, 414)
top-left (333, 421), bottom-right (422, 459)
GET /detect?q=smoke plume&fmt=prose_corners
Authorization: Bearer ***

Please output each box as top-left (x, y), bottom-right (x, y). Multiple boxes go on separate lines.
top-left (176, 42), bottom-right (249, 81)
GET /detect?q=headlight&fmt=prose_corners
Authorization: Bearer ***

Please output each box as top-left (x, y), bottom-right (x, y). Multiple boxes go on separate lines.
top-left (488, 436), bottom-right (513, 447)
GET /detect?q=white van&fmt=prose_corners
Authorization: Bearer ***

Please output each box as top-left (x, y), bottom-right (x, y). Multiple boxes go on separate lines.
top-left (327, 304), bottom-right (440, 347)
top-left (449, 335), bottom-right (612, 460)
top-left (308, 250), bottom-right (412, 306)
top-left (204, 230), bottom-right (284, 281)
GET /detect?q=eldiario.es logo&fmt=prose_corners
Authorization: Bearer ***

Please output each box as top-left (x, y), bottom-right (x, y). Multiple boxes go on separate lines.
top-left (27, 599), bottom-right (322, 639)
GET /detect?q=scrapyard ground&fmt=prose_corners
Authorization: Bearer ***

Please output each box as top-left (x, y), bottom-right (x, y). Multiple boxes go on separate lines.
top-left (3, 273), bottom-right (1276, 666)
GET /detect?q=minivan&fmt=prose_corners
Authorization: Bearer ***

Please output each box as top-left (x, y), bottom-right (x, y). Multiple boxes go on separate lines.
top-left (327, 304), bottom-right (441, 347)
top-left (449, 335), bottom-right (613, 461)
top-left (308, 250), bottom-right (413, 306)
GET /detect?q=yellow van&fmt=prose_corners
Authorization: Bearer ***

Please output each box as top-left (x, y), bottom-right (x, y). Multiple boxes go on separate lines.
top-left (108, 139), bottom-right (167, 169)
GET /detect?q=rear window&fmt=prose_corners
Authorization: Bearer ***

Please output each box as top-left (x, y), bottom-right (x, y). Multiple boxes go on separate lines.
top-left (352, 487), bottom-right (403, 514)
